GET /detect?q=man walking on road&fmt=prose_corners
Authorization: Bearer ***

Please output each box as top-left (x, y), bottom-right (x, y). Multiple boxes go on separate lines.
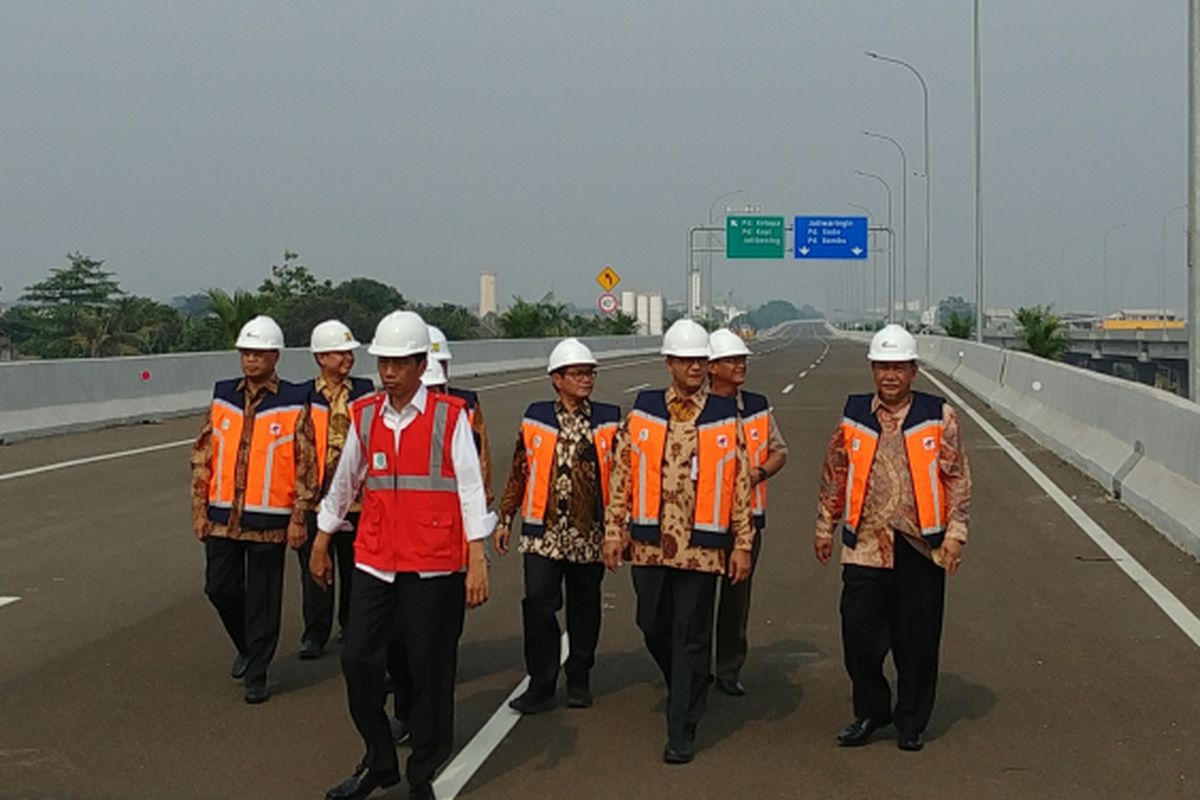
top-left (190, 315), bottom-right (317, 704)
top-left (603, 319), bottom-right (755, 765)
top-left (296, 320), bottom-right (375, 660)
top-left (706, 329), bottom-right (788, 697)
top-left (813, 324), bottom-right (971, 752)
top-left (311, 310), bottom-right (492, 800)
top-left (494, 337), bottom-right (620, 713)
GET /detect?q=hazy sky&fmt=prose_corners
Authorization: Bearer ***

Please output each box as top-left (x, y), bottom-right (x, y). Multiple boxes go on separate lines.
top-left (0, 1), bottom-right (1188, 316)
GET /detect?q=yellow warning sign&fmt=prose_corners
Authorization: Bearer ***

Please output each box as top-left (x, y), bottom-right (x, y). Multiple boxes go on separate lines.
top-left (595, 266), bottom-right (621, 292)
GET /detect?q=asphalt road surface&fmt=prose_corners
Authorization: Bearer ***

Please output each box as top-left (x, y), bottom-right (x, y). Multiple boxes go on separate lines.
top-left (2, 321), bottom-right (1198, 800)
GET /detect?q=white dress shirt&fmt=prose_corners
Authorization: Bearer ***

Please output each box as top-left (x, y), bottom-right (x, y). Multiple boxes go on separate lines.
top-left (317, 385), bottom-right (494, 581)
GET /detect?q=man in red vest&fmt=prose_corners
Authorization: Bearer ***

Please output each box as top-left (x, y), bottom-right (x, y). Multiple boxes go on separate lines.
top-left (706, 329), bottom-right (788, 697)
top-left (311, 311), bottom-right (491, 800)
top-left (494, 337), bottom-right (620, 713)
top-left (814, 324), bottom-right (972, 752)
top-left (603, 319), bottom-right (755, 765)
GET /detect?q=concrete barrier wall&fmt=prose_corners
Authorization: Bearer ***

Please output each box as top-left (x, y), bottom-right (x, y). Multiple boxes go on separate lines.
top-left (829, 328), bottom-right (1200, 557)
top-left (0, 335), bottom-right (659, 443)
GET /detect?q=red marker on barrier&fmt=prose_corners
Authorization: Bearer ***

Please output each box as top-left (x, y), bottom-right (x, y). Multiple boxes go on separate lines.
top-left (140, 370), bottom-right (152, 382)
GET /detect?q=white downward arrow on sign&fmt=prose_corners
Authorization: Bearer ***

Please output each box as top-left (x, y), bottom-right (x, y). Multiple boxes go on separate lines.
top-left (798, 246), bottom-right (810, 256)
top-left (851, 247), bottom-right (863, 255)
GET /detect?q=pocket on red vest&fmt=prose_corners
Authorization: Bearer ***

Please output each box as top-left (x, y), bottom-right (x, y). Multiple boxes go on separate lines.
top-left (414, 511), bottom-right (457, 560)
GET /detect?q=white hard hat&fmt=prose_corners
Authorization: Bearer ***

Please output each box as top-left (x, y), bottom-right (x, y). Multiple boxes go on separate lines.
top-left (867, 324), bottom-right (918, 362)
top-left (427, 325), bottom-right (452, 362)
top-left (547, 337), bottom-right (598, 374)
top-left (420, 357), bottom-right (447, 387)
top-left (707, 328), bottom-right (751, 361)
top-left (235, 315), bottom-right (285, 350)
top-left (368, 311), bottom-right (430, 357)
top-left (661, 319), bottom-right (710, 358)
top-left (310, 319), bottom-right (360, 353)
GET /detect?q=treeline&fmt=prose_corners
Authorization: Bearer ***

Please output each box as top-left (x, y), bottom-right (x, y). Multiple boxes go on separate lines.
top-left (0, 252), bottom-right (637, 359)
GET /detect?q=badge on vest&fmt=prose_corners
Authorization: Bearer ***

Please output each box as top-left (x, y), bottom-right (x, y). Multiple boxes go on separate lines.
top-left (533, 435), bottom-right (542, 448)
top-left (372, 452), bottom-right (388, 470)
top-left (639, 428), bottom-right (650, 441)
top-left (851, 438), bottom-right (861, 452)
top-left (221, 419), bottom-right (231, 430)
top-left (716, 434), bottom-right (729, 449)
top-left (923, 436), bottom-right (936, 451)
top-left (749, 428), bottom-right (760, 441)
top-left (269, 422), bottom-right (282, 436)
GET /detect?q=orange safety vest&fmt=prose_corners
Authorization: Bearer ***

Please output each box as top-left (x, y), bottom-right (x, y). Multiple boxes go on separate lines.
top-left (627, 390), bottom-right (740, 549)
top-left (840, 391), bottom-right (948, 549)
top-left (351, 390), bottom-right (469, 573)
top-left (738, 390), bottom-right (771, 529)
top-left (307, 376), bottom-right (375, 491)
top-left (518, 400), bottom-right (621, 537)
top-left (206, 378), bottom-right (308, 530)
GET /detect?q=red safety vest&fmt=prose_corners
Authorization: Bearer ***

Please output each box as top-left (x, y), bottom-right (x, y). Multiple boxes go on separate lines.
top-left (351, 390), bottom-right (469, 572)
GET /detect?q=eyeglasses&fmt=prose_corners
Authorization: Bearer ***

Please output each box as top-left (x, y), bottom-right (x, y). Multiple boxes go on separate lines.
top-left (562, 368), bottom-right (597, 380)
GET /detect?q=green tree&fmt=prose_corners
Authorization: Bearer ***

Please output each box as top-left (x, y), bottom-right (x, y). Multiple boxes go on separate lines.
top-left (414, 302), bottom-right (480, 340)
top-left (496, 293), bottom-right (573, 338)
top-left (206, 288), bottom-right (269, 348)
top-left (1015, 305), bottom-right (1071, 359)
top-left (943, 311), bottom-right (975, 339)
top-left (21, 253), bottom-right (123, 309)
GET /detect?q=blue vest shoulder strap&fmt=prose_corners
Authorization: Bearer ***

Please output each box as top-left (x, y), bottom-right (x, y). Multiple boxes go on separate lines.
top-left (740, 390), bottom-right (769, 416)
top-left (633, 389), bottom-right (669, 418)
top-left (448, 387), bottom-right (478, 409)
top-left (260, 380), bottom-right (309, 410)
top-left (843, 394), bottom-right (880, 432)
top-left (697, 393), bottom-right (739, 425)
top-left (349, 376), bottom-right (375, 400)
top-left (524, 400), bottom-right (559, 429)
top-left (590, 401), bottom-right (621, 426)
top-left (903, 391), bottom-right (945, 428)
top-left (212, 379), bottom-right (242, 405)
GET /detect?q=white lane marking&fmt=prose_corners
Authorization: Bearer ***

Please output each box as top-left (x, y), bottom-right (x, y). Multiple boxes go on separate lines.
top-left (808, 363), bottom-right (816, 369)
top-left (781, 383), bottom-right (795, 395)
top-left (624, 382), bottom-right (652, 394)
top-left (0, 597), bottom-right (20, 609)
top-left (0, 439), bottom-right (194, 483)
top-left (435, 632), bottom-right (570, 798)
top-left (922, 370), bottom-right (1200, 650)
top-left (799, 371), bottom-right (808, 379)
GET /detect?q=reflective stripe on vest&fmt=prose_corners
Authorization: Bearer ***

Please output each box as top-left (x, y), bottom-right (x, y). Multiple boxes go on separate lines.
top-left (841, 392), bottom-right (947, 548)
top-left (627, 408), bottom-right (667, 529)
top-left (520, 417), bottom-right (559, 526)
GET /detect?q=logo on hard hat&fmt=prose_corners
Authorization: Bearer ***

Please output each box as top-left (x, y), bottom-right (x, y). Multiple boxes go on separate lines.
top-left (431, 342), bottom-right (442, 352)
top-left (343, 331), bottom-right (353, 342)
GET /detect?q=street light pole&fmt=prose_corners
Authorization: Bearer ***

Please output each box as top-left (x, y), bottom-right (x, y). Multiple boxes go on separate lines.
top-left (1191, 0), bottom-right (1200, 399)
top-left (866, 51), bottom-right (932, 315)
top-left (707, 189), bottom-right (744, 321)
top-left (855, 170), bottom-right (894, 322)
top-left (864, 130), bottom-right (909, 325)
top-left (1102, 222), bottom-right (1128, 320)
top-left (849, 202), bottom-right (875, 318)
top-left (973, 0), bottom-right (984, 342)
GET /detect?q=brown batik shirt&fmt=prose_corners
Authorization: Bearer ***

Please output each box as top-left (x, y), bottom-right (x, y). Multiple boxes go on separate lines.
top-left (604, 385), bottom-right (754, 575)
top-left (815, 394), bottom-right (971, 568)
top-left (190, 374), bottom-right (318, 544)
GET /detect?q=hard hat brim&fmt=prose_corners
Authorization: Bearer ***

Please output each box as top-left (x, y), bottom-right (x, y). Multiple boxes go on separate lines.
top-left (662, 347), bottom-right (711, 358)
top-left (368, 344), bottom-right (428, 357)
top-left (311, 341), bottom-right (362, 354)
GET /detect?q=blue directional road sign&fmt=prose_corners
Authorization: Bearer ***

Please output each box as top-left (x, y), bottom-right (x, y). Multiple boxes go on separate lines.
top-left (793, 216), bottom-right (868, 260)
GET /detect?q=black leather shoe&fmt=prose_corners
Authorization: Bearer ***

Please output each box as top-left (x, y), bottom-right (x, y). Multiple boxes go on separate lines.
top-left (508, 688), bottom-right (556, 715)
top-left (243, 683), bottom-right (270, 705)
top-left (230, 653), bottom-right (249, 680)
top-left (836, 716), bottom-right (891, 746)
top-left (390, 717), bottom-right (411, 745)
top-left (566, 684), bottom-right (592, 709)
top-left (897, 733), bottom-right (924, 752)
top-left (715, 677), bottom-right (746, 697)
top-left (299, 638), bottom-right (323, 660)
top-left (662, 741), bottom-right (694, 764)
top-left (409, 782), bottom-right (436, 800)
top-left (325, 763), bottom-right (401, 800)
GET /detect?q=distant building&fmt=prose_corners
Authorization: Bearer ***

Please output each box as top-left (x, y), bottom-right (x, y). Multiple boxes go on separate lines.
top-left (479, 272), bottom-right (497, 317)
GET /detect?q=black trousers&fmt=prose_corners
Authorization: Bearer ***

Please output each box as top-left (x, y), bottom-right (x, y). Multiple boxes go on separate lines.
top-left (204, 536), bottom-right (286, 688)
top-left (297, 512), bottom-right (358, 647)
top-left (715, 528), bottom-right (764, 681)
top-left (840, 534), bottom-right (946, 737)
top-left (632, 566), bottom-right (718, 749)
top-left (521, 553), bottom-right (605, 696)
top-left (342, 569), bottom-right (465, 790)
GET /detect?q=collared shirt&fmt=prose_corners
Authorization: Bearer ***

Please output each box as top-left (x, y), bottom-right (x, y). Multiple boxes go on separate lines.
top-left (604, 385), bottom-right (754, 575)
top-left (814, 393), bottom-right (972, 569)
top-left (315, 374), bottom-right (354, 474)
top-left (498, 398), bottom-right (606, 564)
top-left (190, 373), bottom-right (318, 544)
top-left (317, 385), bottom-right (493, 580)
